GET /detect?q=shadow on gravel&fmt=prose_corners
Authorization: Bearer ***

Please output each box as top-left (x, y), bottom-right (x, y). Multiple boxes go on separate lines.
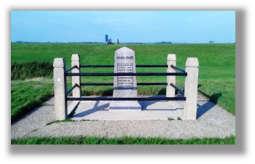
top-left (72, 101), bottom-right (109, 118)
top-left (196, 92), bottom-right (222, 119)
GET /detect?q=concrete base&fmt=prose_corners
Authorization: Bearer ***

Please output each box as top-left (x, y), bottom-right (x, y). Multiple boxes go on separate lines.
top-left (108, 100), bottom-right (141, 111)
top-left (71, 99), bottom-right (184, 121)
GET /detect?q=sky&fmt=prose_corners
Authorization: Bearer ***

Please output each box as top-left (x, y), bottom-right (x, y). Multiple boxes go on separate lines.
top-left (11, 10), bottom-right (236, 43)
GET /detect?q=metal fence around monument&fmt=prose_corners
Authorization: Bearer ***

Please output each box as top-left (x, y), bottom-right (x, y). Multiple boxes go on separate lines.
top-left (64, 64), bottom-right (187, 102)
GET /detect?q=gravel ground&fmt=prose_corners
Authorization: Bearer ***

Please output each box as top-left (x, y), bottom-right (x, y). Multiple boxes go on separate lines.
top-left (11, 99), bottom-right (55, 139)
top-left (26, 104), bottom-right (235, 139)
top-left (11, 94), bottom-right (235, 139)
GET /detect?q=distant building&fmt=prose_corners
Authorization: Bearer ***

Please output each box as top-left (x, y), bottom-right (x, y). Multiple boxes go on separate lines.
top-left (105, 34), bottom-right (113, 45)
top-left (105, 34), bottom-right (109, 43)
top-left (108, 38), bottom-right (113, 44)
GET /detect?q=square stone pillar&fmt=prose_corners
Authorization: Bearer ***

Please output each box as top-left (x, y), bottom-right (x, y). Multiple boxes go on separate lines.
top-left (71, 54), bottom-right (81, 98)
top-left (53, 58), bottom-right (67, 120)
top-left (166, 54), bottom-right (176, 97)
top-left (183, 57), bottom-right (199, 120)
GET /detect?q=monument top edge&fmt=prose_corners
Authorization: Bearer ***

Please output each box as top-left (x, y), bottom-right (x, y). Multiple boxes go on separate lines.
top-left (115, 47), bottom-right (135, 54)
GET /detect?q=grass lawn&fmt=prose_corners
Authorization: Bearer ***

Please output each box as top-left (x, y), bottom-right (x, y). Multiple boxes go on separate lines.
top-left (11, 136), bottom-right (235, 144)
top-left (11, 78), bottom-right (53, 122)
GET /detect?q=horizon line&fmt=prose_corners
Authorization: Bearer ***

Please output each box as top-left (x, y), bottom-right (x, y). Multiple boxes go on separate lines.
top-left (11, 41), bottom-right (236, 44)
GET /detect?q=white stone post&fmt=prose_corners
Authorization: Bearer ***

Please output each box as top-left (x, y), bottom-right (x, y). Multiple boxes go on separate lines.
top-left (166, 54), bottom-right (176, 97)
top-left (183, 57), bottom-right (199, 120)
top-left (71, 54), bottom-right (81, 98)
top-left (53, 58), bottom-right (66, 120)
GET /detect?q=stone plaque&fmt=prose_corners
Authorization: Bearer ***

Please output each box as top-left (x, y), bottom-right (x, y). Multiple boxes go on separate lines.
top-left (109, 47), bottom-right (141, 110)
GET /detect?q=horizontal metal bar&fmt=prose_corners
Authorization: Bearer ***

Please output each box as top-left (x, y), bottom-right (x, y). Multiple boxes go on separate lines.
top-left (80, 82), bottom-right (113, 86)
top-left (80, 65), bottom-right (113, 68)
top-left (137, 64), bottom-right (167, 67)
top-left (65, 66), bottom-right (77, 73)
top-left (80, 82), bottom-right (168, 86)
top-left (138, 82), bottom-right (167, 85)
top-left (170, 83), bottom-right (184, 95)
top-left (66, 84), bottom-right (78, 96)
top-left (80, 64), bottom-right (168, 68)
top-left (170, 65), bottom-right (186, 73)
top-left (65, 72), bottom-right (187, 76)
top-left (66, 96), bottom-right (186, 101)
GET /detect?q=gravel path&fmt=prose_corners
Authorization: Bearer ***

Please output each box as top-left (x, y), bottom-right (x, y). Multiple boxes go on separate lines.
top-left (26, 103), bottom-right (235, 139)
top-left (11, 99), bottom-right (55, 139)
top-left (11, 94), bottom-right (235, 139)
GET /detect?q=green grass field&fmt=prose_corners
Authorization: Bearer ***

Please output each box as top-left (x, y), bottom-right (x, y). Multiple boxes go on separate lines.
top-left (11, 43), bottom-right (235, 144)
top-left (11, 136), bottom-right (235, 145)
top-left (11, 78), bottom-right (53, 122)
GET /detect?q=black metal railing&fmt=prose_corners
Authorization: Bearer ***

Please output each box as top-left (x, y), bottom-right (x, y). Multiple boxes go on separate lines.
top-left (170, 65), bottom-right (186, 74)
top-left (65, 64), bottom-right (186, 73)
top-left (66, 84), bottom-right (78, 96)
top-left (80, 82), bottom-right (168, 86)
top-left (64, 64), bottom-right (187, 102)
top-left (65, 72), bottom-right (187, 76)
top-left (79, 64), bottom-right (168, 68)
top-left (170, 83), bottom-right (184, 95)
top-left (66, 96), bottom-right (186, 101)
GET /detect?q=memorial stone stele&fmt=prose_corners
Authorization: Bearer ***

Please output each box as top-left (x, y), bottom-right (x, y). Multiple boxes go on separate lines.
top-left (109, 47), bottom-right (141, 110)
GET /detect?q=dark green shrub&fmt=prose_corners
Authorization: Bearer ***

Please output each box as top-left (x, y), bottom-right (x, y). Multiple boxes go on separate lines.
top-left (11, 62), bottom-right (52, 80)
